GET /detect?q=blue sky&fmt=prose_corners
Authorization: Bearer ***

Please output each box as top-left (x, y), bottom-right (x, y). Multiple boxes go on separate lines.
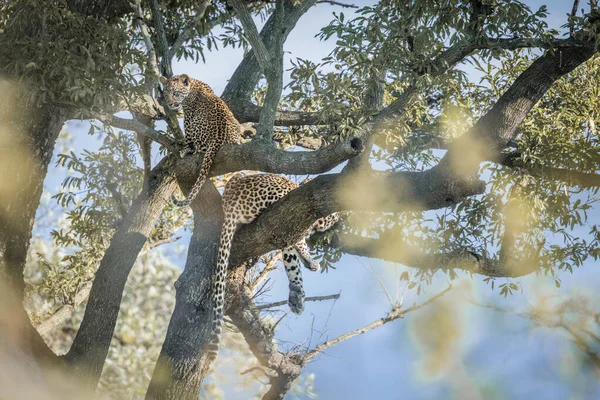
top-left (38, 1), bottom-right (600, 399)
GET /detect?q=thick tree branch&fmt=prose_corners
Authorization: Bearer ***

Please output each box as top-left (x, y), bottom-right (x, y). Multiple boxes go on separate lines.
top-left (319, 231), bottom-right (537, 278)
top-left (222, 0), bottom-right (317, 102)
top-left (146, 181), bottom-right (223, 399)
top-left (65, 158), bottom-right (177, 387)
top-left (499, 152), bottom-right (600, 188)
top-left (229, 0), bottom-right (273, 75)
top-left (174, 136), bottom-right (364, 180)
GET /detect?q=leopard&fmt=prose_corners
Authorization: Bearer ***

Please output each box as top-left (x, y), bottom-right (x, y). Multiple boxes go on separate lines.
top-left (207, 173), bottom-right (342, 361)
top-left (162, 74), bottom-right (242, 207)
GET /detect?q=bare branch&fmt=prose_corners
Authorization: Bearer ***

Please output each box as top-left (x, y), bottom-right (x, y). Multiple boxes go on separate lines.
top-left (256, 293), bottom-right (340, 310)
top-left (305, 285), bottom-right (453, 360)
top-left (317, 0), bottom-right (358, 8)
top-left (96, 113), bottom-right (179, 152)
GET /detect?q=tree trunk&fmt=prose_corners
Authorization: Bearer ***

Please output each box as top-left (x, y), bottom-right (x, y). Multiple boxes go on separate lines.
top-left (146, 181), bottom-right (223, 399)
top-left (65, 158), bottom-right (177, 387)
top-left (0, 90), bottom-right (67, 361)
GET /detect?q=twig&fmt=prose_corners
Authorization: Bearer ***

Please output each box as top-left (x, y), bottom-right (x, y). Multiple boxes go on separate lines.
top-left (570, 0), bottom-right (581, 35)
top-left (304, 285), bottom-right (453, 360)
top-left (256, 293), bottom-right (341, 310)
top-left (317, 0), bottom-right (358, 8)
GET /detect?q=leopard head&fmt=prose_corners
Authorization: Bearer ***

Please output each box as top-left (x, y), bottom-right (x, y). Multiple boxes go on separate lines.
top-left (163, 74), bottom-right (192, 110)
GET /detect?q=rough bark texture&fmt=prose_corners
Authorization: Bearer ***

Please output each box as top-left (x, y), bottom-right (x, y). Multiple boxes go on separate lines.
top-left (65, 158), bottom-right (177, 386)
top-left (145, 181), bottom-right (223, 399)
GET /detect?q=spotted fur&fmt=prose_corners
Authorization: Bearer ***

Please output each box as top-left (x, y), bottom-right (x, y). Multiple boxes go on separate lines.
top-left (208, 173), bottom-right (342, 361)
top-left (164, 74), bottom-right (241, 207)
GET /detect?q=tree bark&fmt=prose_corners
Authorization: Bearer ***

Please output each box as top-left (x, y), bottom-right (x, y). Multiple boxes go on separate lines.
top-left (0, 90), bottom-right (68, 362)
top-left (146, 181), bottom-right (223, 399)
top-left (65, 158), bottom-right (177, 387)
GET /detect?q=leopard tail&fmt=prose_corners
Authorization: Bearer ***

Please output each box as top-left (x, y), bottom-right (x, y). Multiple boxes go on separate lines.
top-left (206, 215), bottom-right (237, 362)
top-left (172, 145), bottom-right (219, 207)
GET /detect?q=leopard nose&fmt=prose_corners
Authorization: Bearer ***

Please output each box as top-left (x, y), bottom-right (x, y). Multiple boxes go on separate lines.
top-left (169, 102), bottom-right (181, 109)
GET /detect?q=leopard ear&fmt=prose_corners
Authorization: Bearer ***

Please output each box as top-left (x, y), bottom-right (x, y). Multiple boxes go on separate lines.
top-left (159, 76), bottom-right (168, 85)
top-left (181, 74), bottom-right (190, 86)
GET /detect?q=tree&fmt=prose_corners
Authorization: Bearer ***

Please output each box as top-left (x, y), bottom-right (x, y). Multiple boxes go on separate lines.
top-left (1, 0), bottom-right (600, 398)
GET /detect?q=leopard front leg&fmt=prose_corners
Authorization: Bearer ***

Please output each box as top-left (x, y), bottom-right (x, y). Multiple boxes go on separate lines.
top-left (282, 247), bottom-right (306, 314)
top-left (179, 135), bottom-right (197, 159)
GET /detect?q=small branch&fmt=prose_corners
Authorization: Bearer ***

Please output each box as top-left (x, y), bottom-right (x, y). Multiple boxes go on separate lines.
top-left (317, 0), bottom-right (358, 8)
top-left (144, 236), bottom-right (181, 251)
top-left (304, 285), bottom-right (453, 360)
top-left (96, 113), bottom-right (179, 152)
top-left (148, 0), bottom-right (171, 76)
top-left (256, 293), bottom-right (340, 310)
top-left (132, 0), bottom-right (160, 80)
top-left (571, 0), bottom-right (581, 35)
top-left (36, 282), bottom-right (93, 336)
top-left (248, 253), bottom-right (281, 291)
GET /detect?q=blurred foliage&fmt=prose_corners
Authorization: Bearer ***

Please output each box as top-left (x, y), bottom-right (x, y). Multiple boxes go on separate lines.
top-left (8, 0), bottom-right (600, 397)
top-left (0, 0), bottom-right (144, 110)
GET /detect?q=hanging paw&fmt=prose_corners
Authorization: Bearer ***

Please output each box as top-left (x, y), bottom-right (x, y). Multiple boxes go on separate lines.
top-left (288, 288), bottom-right (305, 315)
top-left (299, 256), bottom-right (321, 272)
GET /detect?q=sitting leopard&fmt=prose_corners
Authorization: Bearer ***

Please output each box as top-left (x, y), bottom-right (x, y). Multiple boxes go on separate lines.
top-left (162, 74), bottom-right (242, 207)
top-left (207, 173), bottom-right (342, 361)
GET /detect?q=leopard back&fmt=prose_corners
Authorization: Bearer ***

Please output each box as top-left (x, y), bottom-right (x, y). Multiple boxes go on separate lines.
top-left (207, 174), bottom-right (342, 361)
top-left (165, 74), bottom-right (242, 207)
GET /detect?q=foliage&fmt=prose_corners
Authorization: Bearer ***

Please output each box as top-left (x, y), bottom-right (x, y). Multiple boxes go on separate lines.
top-left (0, 0), bottom-right (144, 109)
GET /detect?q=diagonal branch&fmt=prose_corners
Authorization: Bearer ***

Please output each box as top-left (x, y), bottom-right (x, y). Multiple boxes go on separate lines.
top-left (229, 0), bottom-right (273, 75)
top-left (304, 285), bottom-right (453, 360)
top-left (318, 231), bottom-right (537, 278)
top-left (95, 113), bottom-right (178, 152)
top-left (132, 0), bottom-right (160, 80)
